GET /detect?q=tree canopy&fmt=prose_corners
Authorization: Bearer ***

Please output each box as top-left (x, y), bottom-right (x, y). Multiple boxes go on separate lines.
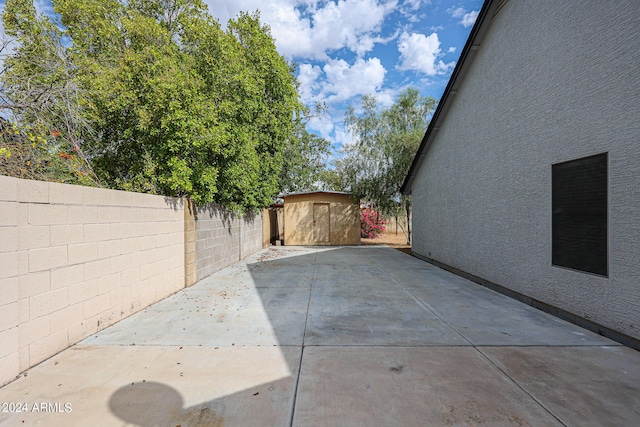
top-left (1, 0), bottom-right (98, 185)
top-left (278, 105), bottom-right (331, 194)
top-left (1, 0), bottom-right (304, 212)
top-left (336, 88), bottom-right (437, 243)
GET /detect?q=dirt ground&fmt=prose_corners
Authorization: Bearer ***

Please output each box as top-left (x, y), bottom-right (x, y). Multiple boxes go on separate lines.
top-left (361, 231), bottom-right (411, 255)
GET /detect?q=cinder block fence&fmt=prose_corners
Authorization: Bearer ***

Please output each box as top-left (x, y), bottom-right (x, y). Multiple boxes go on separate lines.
top-left (0, 175), bottom-right (263, 386)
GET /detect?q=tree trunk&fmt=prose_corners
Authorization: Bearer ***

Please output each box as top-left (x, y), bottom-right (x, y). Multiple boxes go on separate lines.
top-left (395, 213), bottom-right (398, 235)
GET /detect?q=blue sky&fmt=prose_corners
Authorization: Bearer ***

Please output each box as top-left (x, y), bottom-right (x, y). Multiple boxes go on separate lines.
top-left (2, 0), bottom-right (482, 153)
top-left (205, 0), bottom-right (482, 152)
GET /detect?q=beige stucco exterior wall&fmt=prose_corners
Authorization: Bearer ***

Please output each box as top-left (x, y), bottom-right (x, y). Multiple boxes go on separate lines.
top-left (283, 193), bottom-right (360, 246)
top-left (0, 175), bottom-right (184, 386)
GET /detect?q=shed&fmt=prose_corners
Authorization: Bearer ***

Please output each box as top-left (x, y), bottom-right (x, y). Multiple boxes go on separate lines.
top-left (280, 191), bottom-right (360, 246)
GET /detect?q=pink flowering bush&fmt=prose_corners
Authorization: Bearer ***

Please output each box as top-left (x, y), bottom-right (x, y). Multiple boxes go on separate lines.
top-left (361, 208), bottom-right (386, 238)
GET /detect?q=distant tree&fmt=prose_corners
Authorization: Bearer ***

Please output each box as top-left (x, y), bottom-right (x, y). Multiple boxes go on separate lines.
top-left (279, 106), bottom-right (331, 194)
top-left (318, 167), bottom-right (345, 192)
top-left (339, 88), bottom-right (436, 244)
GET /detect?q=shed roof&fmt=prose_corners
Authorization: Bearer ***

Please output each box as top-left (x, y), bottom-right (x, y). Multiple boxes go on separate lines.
top-left (401, 0), bottom-right (500, 194)
top-left (278, 190), bottom-right (352, 198)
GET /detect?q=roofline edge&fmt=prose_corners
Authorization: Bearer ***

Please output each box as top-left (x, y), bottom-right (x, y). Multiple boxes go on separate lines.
top-left (400, 0), bottom-right (497, 195)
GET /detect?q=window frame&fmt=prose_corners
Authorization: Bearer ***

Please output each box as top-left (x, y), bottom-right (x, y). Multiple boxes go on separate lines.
top-left (551, 152), bottom-right (609, 277)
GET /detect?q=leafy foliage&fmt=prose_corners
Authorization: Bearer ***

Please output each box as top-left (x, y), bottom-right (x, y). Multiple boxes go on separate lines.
top-left (279, 107), bottom-right (331, 194)
top-left (2, 0), bottom-right (304, 211)
top-left (1, 0), bottom-right (99, 185)
top-left (336, 88), bottom-right (437, 243)
top-left (0, 119), bottom-right (97, 184)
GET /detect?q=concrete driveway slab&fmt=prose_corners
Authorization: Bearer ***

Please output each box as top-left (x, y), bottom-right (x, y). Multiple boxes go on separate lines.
top-left (404, 282), bottom-right (614, 346)
top-left (386, 265), bottom-right (479, 290)
top-left (2, 245), bottom-right (639, 427)
top-left (306, 285), bottom-right (465, 346)
top-left (81, 284), bottom-right (310, 347)
top-left (312, 264), bottom-right (402, 290)
top-left (363, 247), bottom-right (436, 270)
top-left (304, 310), bottom-right (464, 347)
top-left (315, 247), bottom-right (377, 266)
top-left (0, 345), bottom-right (300, 427)
top-left (293, 346), bottom-right (563, 427)
top-left (481, 346), bottom-right (640, 426)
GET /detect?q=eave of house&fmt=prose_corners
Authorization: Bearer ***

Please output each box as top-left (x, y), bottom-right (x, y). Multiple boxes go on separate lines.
top-left (400, 0), bottom-right (505, 195)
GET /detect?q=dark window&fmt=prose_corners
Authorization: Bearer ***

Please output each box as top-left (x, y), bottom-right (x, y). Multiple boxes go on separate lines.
top-left (552, 153), bottom-right (608, 276)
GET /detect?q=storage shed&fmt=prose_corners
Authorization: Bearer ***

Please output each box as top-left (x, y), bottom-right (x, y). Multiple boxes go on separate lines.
top-left (281, 191), bottom-right (360, 246)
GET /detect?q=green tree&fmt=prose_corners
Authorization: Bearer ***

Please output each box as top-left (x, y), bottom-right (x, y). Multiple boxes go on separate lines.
top-left (279, 109), bottom-right (331, 194)
top-left (340, 88), bottom-right (436, 243)
top-left (56, 0), bottom-right (222, 201)
top-left (3, 0), bottom-right (302, 212)
top-left (1, 0), bottom-right (99, 185)
top-left (215, 11), bottom-right (302, 209)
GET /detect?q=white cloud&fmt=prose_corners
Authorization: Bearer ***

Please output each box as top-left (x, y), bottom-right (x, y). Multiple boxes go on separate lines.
top-left (375, 87), bottom-right (402, 108)
top-left (460, 10), bottom-right (479, 27)
top-left (320, 57), bottom-right (387, 102)
top-left (399, 0), bottom-right (428, 21)
top-left (448, 6), bottom-right (479, 27)
top-left (402, 0), bottom-right (424, 11)
top-left (296, 57), bottom-right (387, 106)
top-left (34, 0), bottom-right (55, 16)
top-left (449, 7), bottom-right (466, 18)
top-left (307, 115), bottom-right (335, 140)
top-left (297, 63), bottom-right (323, 104)
top-left (204, 0), bottom-right (398, 59)
top-left (397, 31), bottom-right (454, 75)
top-left (334, 126), bottom-right (355, 149)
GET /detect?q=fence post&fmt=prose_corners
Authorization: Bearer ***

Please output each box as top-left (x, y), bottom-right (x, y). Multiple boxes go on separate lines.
top-left (184, 198), bottom-right (197, 287)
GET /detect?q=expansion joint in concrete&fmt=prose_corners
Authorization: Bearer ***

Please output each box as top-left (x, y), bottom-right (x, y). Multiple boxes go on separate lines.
top-left (474, 347), bottom-right (569, 427)
top-left (288, 250), bottom-right (317, 427)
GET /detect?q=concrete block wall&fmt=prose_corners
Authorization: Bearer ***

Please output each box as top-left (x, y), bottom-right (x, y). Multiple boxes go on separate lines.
top-left (0, 175), bottom-right (185, 386)
top-left (241, 213), bottom-right (263, 260)
top-left (194, 204), bottom-right (263, 282)
top-left (184, 202), bottom-right (197, 287)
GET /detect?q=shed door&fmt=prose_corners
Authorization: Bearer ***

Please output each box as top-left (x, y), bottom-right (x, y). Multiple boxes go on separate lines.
top-left (313, 203), bottom-right (330, 243)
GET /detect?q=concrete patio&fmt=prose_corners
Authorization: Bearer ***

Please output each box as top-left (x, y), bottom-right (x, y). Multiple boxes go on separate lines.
top-left (0, 246), bottom-right (638, 426)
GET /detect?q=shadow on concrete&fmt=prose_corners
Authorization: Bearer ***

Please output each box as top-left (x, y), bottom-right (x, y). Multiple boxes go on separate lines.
top-left (103, 246), bottom-right (321, 426)
top-left (102, 245), bottom-right (637, 427)
top-left (109, 380), bottom-right (286, 427)
top-left (109, 382), bottom-right (184, 426)
top-left (105, 350), bottom-right (299, 426)
top-left (104, 246), bottom-right (410, 426)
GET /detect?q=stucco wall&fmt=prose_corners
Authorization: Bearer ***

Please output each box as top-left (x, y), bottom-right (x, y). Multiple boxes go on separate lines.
top-left (284, 193), bottom-right (360, 246)
top-left (0, 176), bottom-right (184, 386)
top-left (411, 1), bottom-right (640, 341)
top-left (193, 205), bottom-right (263, 281)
